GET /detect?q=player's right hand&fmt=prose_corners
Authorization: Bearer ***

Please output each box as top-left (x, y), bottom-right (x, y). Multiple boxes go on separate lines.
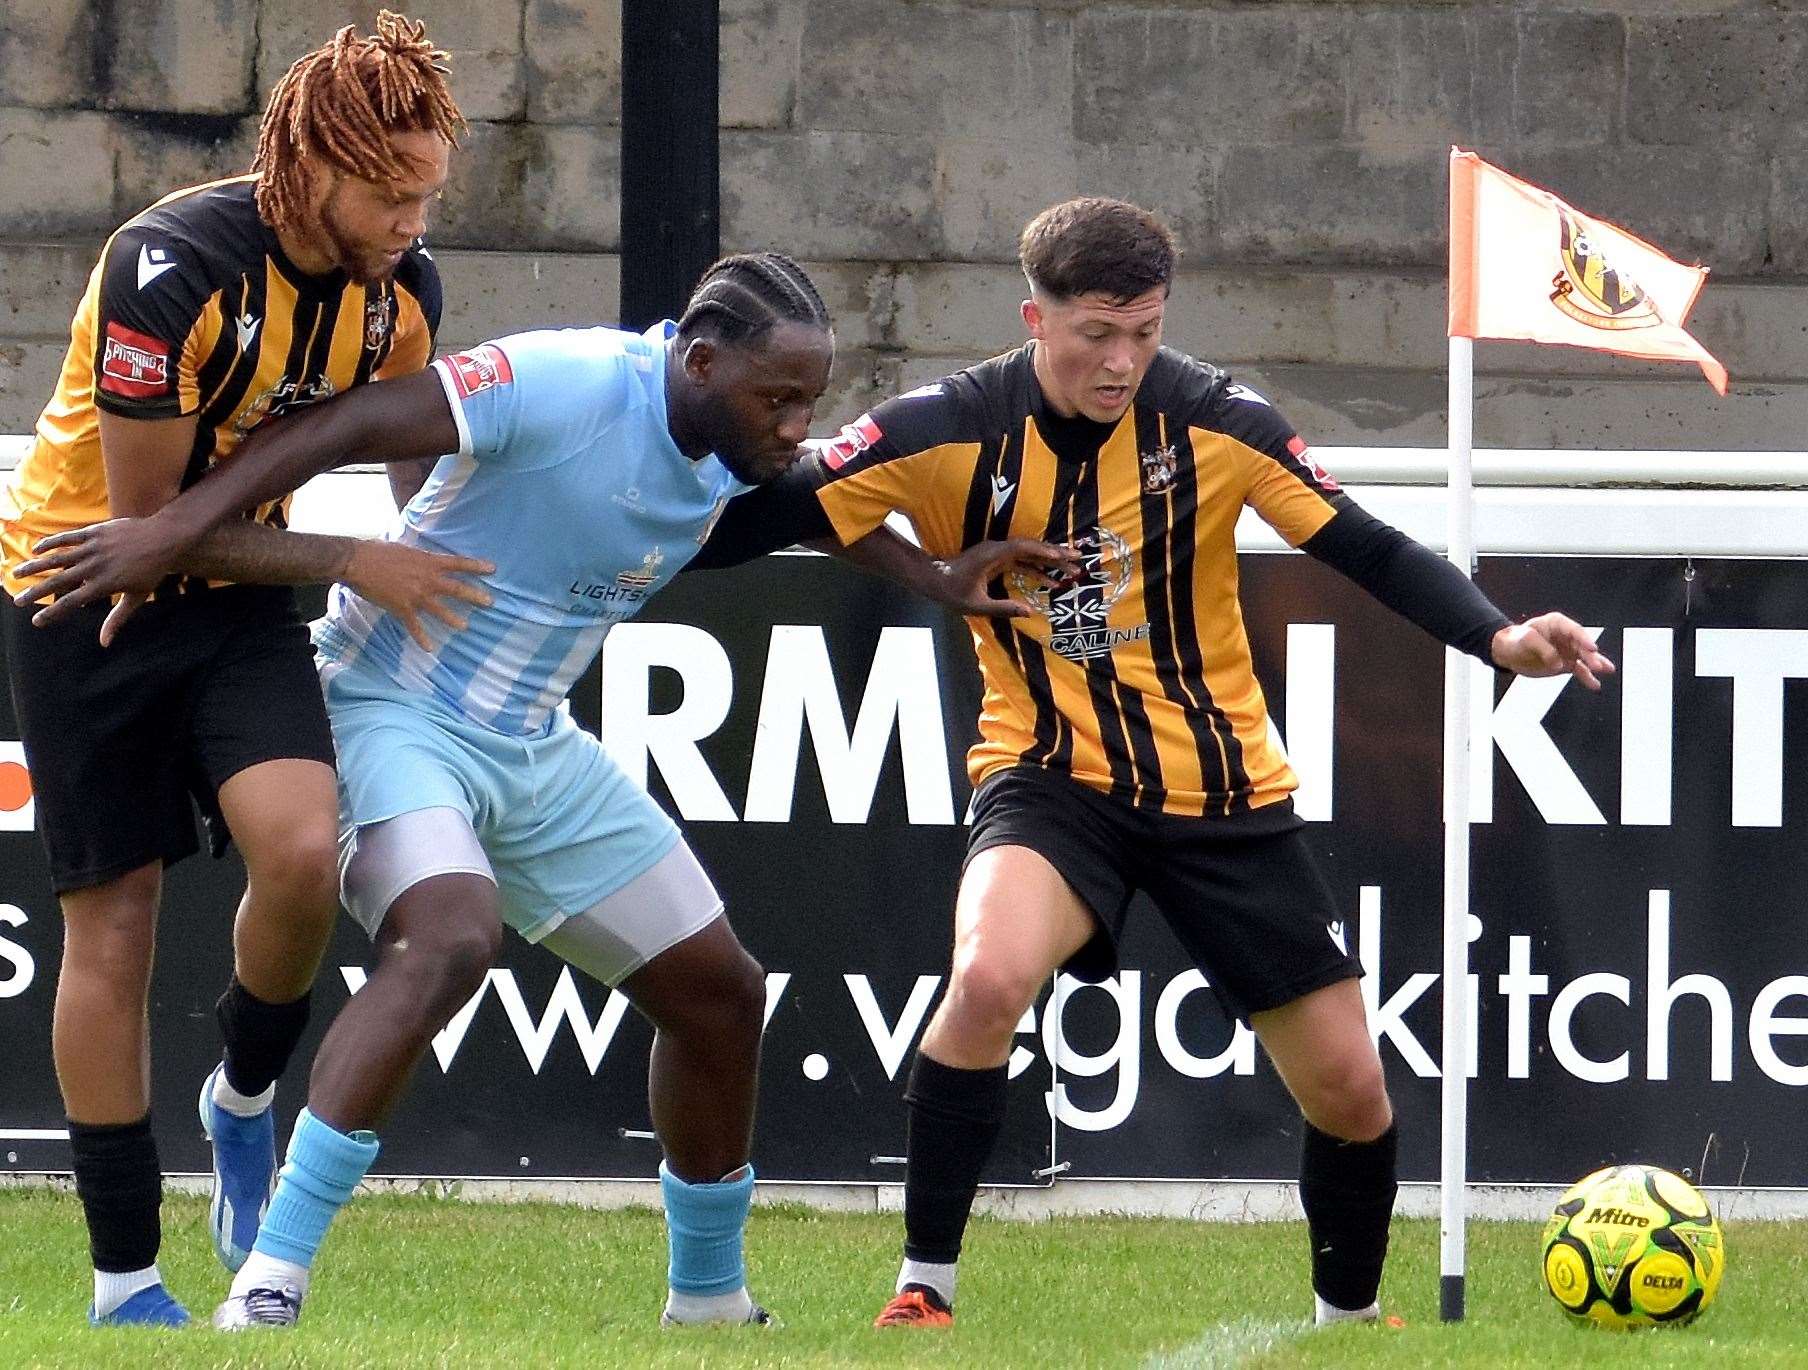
top-left (937, 537), bottom-right (1080, 618)
top-left (13, 517), bottom-right (176, 623)
top-left (343, 540), bottom-right (495, 650)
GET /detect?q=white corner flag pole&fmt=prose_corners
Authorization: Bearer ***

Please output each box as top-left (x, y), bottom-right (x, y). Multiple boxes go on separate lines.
top-left (1440, 330), bottom-right (1475, 1323)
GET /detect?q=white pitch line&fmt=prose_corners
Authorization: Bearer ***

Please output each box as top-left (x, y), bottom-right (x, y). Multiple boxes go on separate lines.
top-left (1143, 1316), bottom-right (1309, 1369)
top-left (0, 1129), bottom-right (70, 1141)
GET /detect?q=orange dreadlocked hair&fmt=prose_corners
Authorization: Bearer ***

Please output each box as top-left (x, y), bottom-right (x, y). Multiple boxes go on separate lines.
top-left (253, 9), bottom-right (466, 233)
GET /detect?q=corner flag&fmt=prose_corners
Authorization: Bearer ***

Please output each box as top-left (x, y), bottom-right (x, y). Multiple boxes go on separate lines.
top-left (1448, 147), bottom-right (1727, 394)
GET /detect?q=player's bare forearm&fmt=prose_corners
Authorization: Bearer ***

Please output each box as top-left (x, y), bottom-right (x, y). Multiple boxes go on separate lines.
top-left (809, 526), bottom-right (934, 593)
top-left (169, 520), bottom-right (357, 586)
top-left (156, 369), bottom-right (456, 548)
top-left (816, 525), bottom-right (1078, 619)
top-left (13, 372), bottom-right (458, 618)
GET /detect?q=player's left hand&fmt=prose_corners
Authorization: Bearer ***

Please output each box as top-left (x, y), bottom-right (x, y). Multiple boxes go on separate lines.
top-left (1490, 613), bottom-right (1615, 690)
top-left (343, 540), bottom-right (495, 651)
top-left (935, 538), bottom-right (1080, 618)
top-left (13, 518), bottom-right (175, 623)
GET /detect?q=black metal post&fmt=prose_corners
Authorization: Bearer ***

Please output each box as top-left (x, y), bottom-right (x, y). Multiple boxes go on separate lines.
top-left (619, 2), bottom-right (720, 330)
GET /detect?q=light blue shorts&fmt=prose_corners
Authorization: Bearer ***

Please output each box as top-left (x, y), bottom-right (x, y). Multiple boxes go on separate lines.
top-left (319, 661), bottom-right (681, 944)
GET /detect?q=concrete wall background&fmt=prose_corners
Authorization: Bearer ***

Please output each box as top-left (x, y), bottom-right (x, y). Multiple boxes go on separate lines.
top-left (1, 1), bottom-right (1802, 449)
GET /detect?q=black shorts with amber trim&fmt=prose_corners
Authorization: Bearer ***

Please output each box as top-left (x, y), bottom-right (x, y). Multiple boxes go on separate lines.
top-left (965, 764), bottom-right (1361, 1022)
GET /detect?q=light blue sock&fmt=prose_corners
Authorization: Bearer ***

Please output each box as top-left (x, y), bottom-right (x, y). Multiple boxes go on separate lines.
top-left (250, 1108), bottom-right (379, 1269)
top-left (660, 1161), bottom-right (755, 1296)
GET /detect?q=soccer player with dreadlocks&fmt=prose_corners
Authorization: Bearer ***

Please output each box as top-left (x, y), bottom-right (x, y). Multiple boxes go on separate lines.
top-left (20, 252), bottom-right (1073, 1329)
top-left (0, 12), bottom-right (486, 1327)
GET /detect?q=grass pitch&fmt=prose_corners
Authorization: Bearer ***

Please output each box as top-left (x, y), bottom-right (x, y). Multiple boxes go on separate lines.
top-left (0, 1190), bottom-right (1802, 1367)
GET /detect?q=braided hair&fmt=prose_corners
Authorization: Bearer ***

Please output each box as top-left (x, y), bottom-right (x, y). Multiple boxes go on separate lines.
top-left (254, 10), bottom-right (466, 233)
top-left (676, 253), bottom-right (831, 347)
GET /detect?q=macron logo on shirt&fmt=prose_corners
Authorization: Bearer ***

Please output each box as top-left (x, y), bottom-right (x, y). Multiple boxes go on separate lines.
top-left (137, 243), bottom-right (178, 290)
top-left (444, 343), bottom-right (515, 399)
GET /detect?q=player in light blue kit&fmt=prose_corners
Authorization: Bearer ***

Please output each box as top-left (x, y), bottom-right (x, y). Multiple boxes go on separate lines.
top-left (21, 252), bottom-right (1071, 1331)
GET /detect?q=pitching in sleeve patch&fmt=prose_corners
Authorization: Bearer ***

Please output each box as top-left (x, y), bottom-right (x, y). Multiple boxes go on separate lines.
top-left (1287, 433), bottom-right (1340, 492)
top-left (820, 413), bottom-right (883, 470)
top-left (443, 343), bottom-right (515, 398)
top-left (98, 321), bottom-right (172, 400)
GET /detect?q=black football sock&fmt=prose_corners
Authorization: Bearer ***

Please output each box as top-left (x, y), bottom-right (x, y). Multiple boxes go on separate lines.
top-left (901, 1053), bottom-right (1009, 1270)
top-left (216, 978), bottom-right (312, 1099)
top-left (68, 1115), bottom-right (162, 1273)
top-left (1298, 1121), bottom-right (1398, 1311)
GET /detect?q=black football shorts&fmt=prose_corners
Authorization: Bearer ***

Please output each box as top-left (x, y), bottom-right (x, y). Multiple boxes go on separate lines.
top-left (965, 764), bottom-right (1362, 1022)
top-left (1, 584), bottom-right (335, 894)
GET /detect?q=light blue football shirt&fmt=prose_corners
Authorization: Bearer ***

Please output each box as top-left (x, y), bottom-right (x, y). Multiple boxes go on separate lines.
top-left (314, 322), bottom-right (750, 736)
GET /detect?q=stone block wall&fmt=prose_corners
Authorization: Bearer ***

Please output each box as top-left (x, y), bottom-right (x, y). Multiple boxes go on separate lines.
top-left (0, 0), bottom-right (1801, 450)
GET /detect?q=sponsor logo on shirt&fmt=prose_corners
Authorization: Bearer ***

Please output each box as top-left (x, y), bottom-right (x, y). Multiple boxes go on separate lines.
top-left (819, 413), bottom-right (883, 470)
top-left (570, 581), bottom-right (646, 607)
top-left (1287, 434), bottom-right (1339, 491)
top-left (98, 321), bottom-right (171, 399)
top-left (444, 343), bottom-right (514, 399)
top-left (233, 374), bottom-right (337, 437)
top-left (1008, 525), bottom-right (1149, 662)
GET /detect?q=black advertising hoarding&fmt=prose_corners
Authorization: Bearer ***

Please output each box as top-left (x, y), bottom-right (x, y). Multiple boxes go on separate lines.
top-left (0, 553), bottom-right (1802, 1189)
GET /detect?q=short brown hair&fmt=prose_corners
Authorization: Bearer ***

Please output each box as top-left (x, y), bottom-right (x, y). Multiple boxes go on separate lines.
top-left (1018, 197), bottom-right (1178, 303)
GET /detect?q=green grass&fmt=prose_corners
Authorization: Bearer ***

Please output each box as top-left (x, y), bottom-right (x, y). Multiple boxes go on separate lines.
top-left (0, 1190), bottom-right (1802, 1367)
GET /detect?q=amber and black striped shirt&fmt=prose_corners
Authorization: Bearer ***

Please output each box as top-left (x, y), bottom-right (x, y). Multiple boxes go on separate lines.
top-left (696, 344), bottom-right (1508, 819)
top-left (1, 175), bottom-right (439, 595)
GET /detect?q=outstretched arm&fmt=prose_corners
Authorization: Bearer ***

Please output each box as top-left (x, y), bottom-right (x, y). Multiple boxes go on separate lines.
top-left (811, 525), bottom-right (1077, 619)
top-left (690, 459), bottom-right (1077, 616)
top-left (13, 368), bottom-right (459, 622)
top-left (19, 518), bottom-right (492, 648)
top-left (174, 522), bottom-right (490, 652)
top-left (177, 368), bottom-right (458, 533)
top-left (1301, 506), bottom-right (1613, 689)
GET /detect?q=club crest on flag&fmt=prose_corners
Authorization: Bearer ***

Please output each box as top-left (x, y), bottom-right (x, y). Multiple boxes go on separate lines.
top-left (1551, 208), bottom-right (1658, 332)
top-left (1447, 147), bottom-right (1727, 394)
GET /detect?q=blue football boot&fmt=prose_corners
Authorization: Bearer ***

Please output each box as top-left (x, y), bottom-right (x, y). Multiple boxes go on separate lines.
top-left (89, 1282), bottom-right (192, 1327)
top-left (197, 1062), bottom-right (276, 1271)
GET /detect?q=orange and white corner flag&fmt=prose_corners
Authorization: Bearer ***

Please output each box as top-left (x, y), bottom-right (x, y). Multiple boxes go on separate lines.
top-left (1448, 147), bottom-right (1727, 394)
